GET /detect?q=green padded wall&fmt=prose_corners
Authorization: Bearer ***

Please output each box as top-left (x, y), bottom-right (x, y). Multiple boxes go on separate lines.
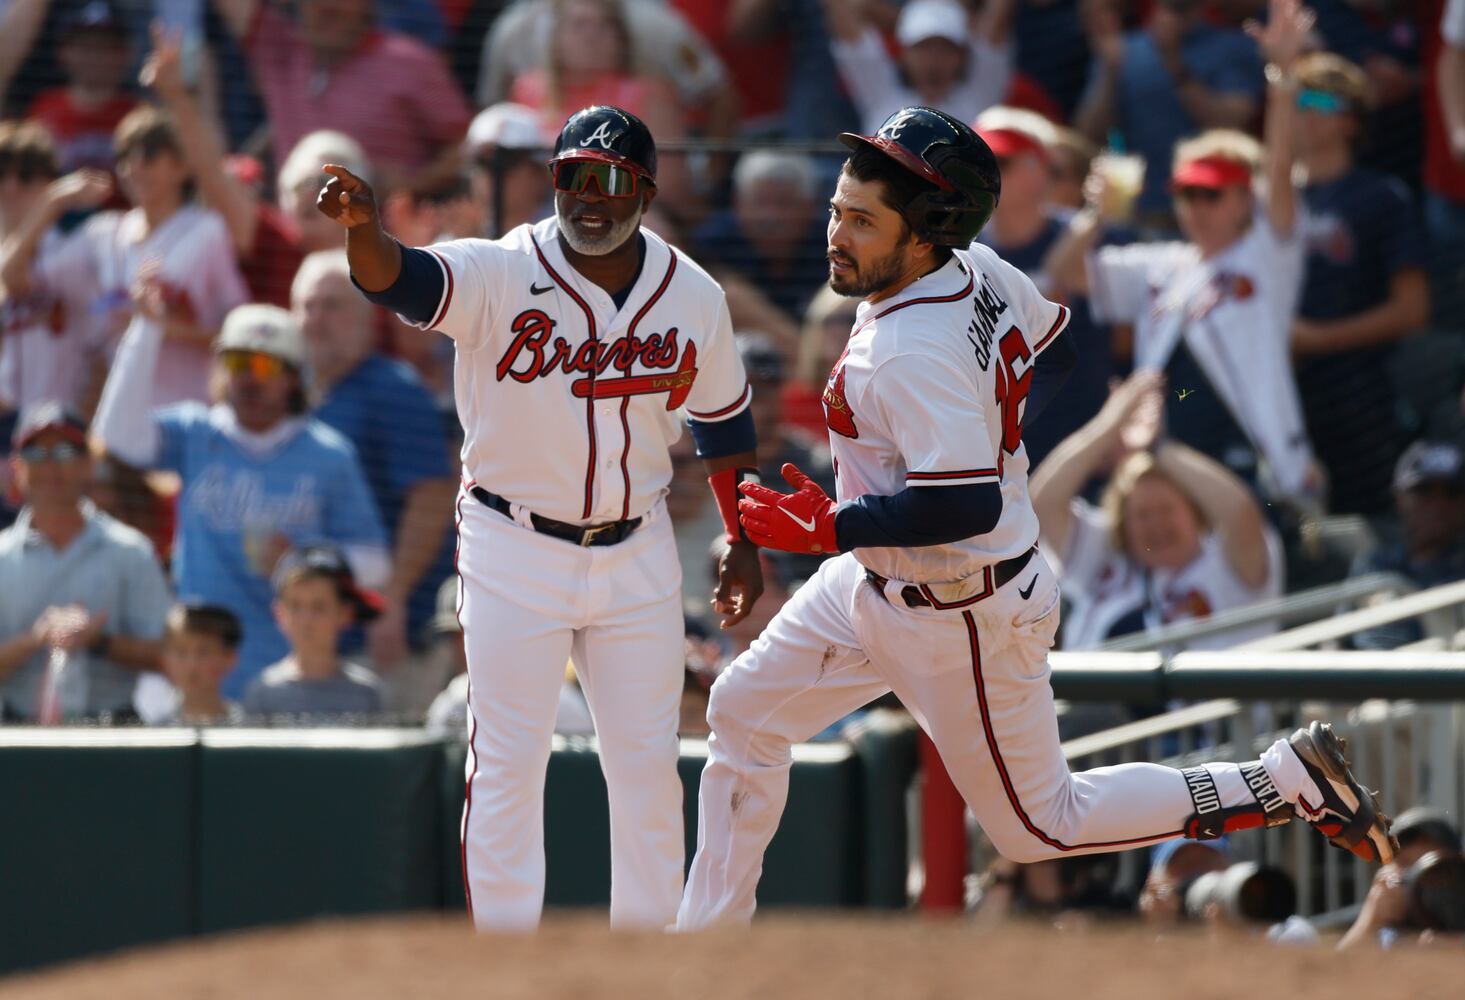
top-left (196, 730), bottom-right (443, 933)
top-left (0, 730), bottom-right (197, 974)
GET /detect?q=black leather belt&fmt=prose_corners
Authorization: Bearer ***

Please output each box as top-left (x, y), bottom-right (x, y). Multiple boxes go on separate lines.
top-left (865, 547), bottom-right (1036, 609)
top-left (471, 487), bottom-right (642, 547)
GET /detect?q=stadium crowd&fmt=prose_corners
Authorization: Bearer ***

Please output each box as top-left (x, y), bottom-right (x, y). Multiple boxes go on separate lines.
top-left (0, 0), bottom-right (1462, 939)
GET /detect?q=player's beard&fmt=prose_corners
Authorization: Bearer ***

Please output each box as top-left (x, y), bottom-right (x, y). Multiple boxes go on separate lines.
top-left (828, 233), bottom-right (912, 297)
top-left (556, 202), bottom-right (643, 256)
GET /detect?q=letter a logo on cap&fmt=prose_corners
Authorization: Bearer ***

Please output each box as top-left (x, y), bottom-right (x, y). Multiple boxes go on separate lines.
top-left (581, 122), bottom-right (616, 149)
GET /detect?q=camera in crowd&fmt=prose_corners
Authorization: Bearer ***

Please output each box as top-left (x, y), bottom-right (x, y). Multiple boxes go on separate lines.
top-left (1183, 861), bottom-right (1297, 926)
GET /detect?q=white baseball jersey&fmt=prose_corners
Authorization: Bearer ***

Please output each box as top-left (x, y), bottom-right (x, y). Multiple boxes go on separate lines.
top-left (41, 204), bottom-right (247, 406)
top-left (1052, 498), bottom-right (1283, 650)
top-left (410, 218), bottom-right (750, 524)
top-left (1085, 212), bottom-right (1314, 499)
top-left (823, 244), bottom-right (1068, 584)
top-left (0, 228), bottom-right (109, 411)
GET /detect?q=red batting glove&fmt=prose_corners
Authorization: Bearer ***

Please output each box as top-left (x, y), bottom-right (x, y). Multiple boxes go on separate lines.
top-left (737, 462), bottom-right (839, 554)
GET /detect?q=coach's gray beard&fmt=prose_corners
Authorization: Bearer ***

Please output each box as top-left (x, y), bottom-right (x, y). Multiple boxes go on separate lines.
top-left (557, 204), bottom-right (643, 256)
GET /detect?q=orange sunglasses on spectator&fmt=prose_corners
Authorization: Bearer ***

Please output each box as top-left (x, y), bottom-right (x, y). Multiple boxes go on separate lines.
top-left (219, 351), bottom-right (288, 379)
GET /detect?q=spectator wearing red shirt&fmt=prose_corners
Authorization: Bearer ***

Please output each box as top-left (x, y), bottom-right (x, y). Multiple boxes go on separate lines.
top-left (2, 0), bottom-right (138, 174)
top-left (209, 0), bottom-right (470, 192)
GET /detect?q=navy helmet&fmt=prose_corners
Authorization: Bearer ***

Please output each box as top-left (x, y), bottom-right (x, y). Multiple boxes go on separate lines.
top-left (839, 106), bottom-right (1001, 246)
top-left (550, 106), bottom-right (657, 183)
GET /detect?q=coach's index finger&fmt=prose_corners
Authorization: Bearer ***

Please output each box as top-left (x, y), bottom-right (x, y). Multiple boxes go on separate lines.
top-left (321, 163), bottom-right (364, 191)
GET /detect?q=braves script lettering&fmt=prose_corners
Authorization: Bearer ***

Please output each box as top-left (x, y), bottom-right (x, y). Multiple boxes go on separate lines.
top-left (497, 308), bottom-right (684, 383)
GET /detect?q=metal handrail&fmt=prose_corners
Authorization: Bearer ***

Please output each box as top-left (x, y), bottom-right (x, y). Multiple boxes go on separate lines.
top-left (1047, 650), bottom-right (1465, 702)
top-left (1061, 698), bottom-right (1239, 759)
top-left (1242, 578), bottom-right (1465, 651)
top-left (1097, 573), bottom-right (1413, 652)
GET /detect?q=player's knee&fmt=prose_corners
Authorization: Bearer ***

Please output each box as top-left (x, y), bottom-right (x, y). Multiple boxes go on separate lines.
top-left (706, 686), bottom-right (790, 769)
top-left (986, 829), bottom-right (1061, 865)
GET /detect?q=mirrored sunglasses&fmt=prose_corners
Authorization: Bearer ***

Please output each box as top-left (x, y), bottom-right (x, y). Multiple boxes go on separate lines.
top-left (1296, 89), bottom-right (1348, 115)
top-left (18, 442), bottom-right (85, 464)
top-left (550, 160), bottom-right (642, 198)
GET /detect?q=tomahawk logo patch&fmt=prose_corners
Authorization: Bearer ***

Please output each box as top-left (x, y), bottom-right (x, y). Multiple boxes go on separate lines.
top-left (580, 121), bottom-right (616, 150)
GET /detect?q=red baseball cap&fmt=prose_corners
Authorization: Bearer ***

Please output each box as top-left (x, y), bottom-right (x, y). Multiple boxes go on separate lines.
top-left (1169, 155), bottom-right (1252, 191)
top-left (12, 402), bottom-right (87, 449)
top-left (977, 127), bottom-right (1050, 163)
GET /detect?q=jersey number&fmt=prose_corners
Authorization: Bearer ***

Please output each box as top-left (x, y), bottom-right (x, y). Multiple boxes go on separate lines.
top-left (992, 327), bottom-right (1031, 477)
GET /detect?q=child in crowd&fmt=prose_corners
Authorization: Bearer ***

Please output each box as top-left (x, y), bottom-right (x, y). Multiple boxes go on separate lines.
top-left (157, 601), bottom-right (244, 725)
top-left (243, 545), bottom-right (383, 722)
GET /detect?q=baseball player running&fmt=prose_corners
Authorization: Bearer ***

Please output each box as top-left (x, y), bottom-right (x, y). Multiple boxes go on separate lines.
top-left (319, 106), bottom-right (765, 930)
top-left (677, 107), bottom-right (1395, 929)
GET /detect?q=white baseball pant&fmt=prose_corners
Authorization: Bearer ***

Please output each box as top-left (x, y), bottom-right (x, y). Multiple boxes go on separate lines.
top-left (678, 549), bottom-right (1311, 928)
top-left (456, 490), bottom-right (685, 930)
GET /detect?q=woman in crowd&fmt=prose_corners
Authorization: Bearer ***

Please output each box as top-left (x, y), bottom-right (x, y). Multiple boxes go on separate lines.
top-left (509, 0), bottom-right (691, 212)
top-left (1030, 372), bottom-right (1281, 650)
top-left (1046, 0), bottom-right (1318, 507)
top-left (0, 105), bottom-right (246, 408)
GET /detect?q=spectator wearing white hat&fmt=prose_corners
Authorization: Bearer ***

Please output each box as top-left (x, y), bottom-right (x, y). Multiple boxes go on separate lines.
top-left (821, 0), bottom-right (1016, 134)
top-left (465, 103), bottom-right (552, 238)
top-left (91, 303), bottom-right (387, 696)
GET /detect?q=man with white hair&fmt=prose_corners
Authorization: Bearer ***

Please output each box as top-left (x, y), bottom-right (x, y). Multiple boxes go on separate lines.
top-left (822, 0), bottom-right (1016, 133)
top-left (278, 130), bottom-right (375, 253)
top-left (91, 302), bottom-right (388, 696)
top-left (692, 150), bottom-right (831, 319)
top-left (292, 250), bottom-right (456, 706)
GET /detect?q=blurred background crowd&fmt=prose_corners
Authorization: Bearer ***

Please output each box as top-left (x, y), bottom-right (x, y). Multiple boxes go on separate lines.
top-left (0, 0), bottom-right (1463, 936)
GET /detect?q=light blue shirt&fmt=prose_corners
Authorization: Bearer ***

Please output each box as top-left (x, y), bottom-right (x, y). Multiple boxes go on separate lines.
top-left (153, 404), bottom-right (386, 697)
top-left (0, 502), bottom-right (170, 719)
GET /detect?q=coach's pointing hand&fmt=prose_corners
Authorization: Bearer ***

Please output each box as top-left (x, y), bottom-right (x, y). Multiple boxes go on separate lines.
top-left (317, 164), bottom-right (378, 228)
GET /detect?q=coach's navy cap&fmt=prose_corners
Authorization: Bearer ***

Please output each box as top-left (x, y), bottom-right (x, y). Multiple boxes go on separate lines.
top-left (1394, 440), bottom-right (1465, 493)
top-left (12, 401), bottom-right (88, 449)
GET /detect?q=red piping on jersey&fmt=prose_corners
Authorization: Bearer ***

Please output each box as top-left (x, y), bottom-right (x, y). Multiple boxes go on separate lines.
top-left (454, 480), bottom-right (475, 918)
top-left (617, 253), bottom-right (678, 519)
top-left (906, 468), bottom-right (999, 481)
top-left (963, 610), bottom-right (1185, 851)
top-left (688, 382), bottom-right (751, 420)
top-left (850, 275), bottom-right (975, 338)
top-left (425, 249), bottom-right (455, 330)
top-left (533, 236), bottom-right (600, 519)
top-left (1032, 305), bottom-right (1070, 354)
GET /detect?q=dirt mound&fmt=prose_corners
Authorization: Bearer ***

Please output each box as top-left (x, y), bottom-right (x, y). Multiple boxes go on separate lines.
top-left (0, 915), bottom-right (1452, 1000)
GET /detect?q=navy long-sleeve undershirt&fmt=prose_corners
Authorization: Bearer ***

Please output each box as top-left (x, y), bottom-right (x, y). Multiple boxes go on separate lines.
top-left (355, 245), bottom-right (445, 326)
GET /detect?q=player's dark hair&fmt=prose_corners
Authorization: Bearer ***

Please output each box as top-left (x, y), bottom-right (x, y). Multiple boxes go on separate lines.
top-left (841, 146), bottom-right (954, 264)
top-left (167, 602), bottom-right (243, 650)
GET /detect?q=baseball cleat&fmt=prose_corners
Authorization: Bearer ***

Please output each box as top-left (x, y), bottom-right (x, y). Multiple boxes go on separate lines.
top-left (1288, 721), bottom-right (1398, 864)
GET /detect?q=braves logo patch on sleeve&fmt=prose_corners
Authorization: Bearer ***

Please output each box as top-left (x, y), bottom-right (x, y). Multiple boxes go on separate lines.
top-left (823, 364), bottom-right (858, 439)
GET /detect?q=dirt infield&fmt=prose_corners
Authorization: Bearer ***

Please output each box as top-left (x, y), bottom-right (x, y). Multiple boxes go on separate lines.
top-left (0, 915), bottom-right (1456, 1000)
